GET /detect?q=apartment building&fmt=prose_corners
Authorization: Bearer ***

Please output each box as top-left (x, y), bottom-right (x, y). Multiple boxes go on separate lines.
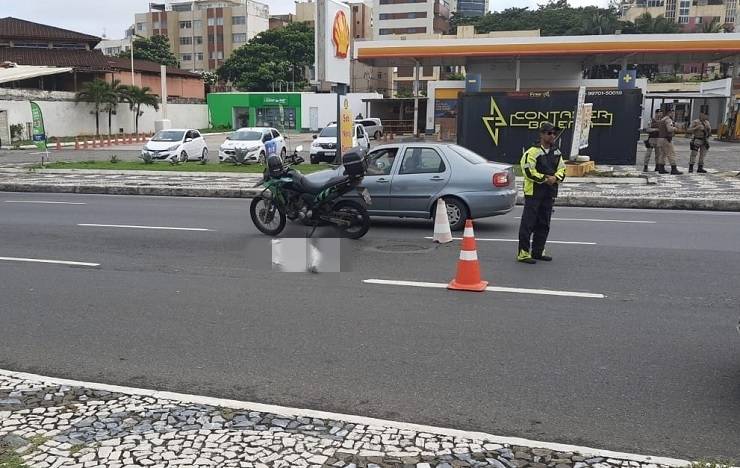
top-left (452, 0), bottom-right (490, 17)
top-left (620, 0), bottom-right (738, 31)
top-left (95, 27), bottom-right (134, 56)
top-left (133, 0), bottom-right (269, 72)
top-left (371, 0), bottom-right (451, 96)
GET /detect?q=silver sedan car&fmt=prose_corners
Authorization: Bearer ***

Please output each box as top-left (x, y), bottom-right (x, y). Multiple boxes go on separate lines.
top-left (304, 142), bottom-right (517, 230)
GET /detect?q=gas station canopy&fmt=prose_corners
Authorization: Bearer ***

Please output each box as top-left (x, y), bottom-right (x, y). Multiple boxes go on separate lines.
top-left (355, 33), bottom-right (740, 67)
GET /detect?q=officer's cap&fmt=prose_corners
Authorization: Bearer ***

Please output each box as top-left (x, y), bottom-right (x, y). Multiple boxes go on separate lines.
top-left (539, 122), bottom-right (559, 133)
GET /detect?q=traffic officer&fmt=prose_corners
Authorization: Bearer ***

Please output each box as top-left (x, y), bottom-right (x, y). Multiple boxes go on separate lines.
top-left (687, 112), bottom-right (711, 173)
top-left (656, 108), bottom-right (683, 175)
top-left (517, 122), bottom-right (566, 264)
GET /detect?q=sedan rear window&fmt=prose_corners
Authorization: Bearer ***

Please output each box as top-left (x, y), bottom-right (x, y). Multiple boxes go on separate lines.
top-left (448, 145), bottom-right (489, 164)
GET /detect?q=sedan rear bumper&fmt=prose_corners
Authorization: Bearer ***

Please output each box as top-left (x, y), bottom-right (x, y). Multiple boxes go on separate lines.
top-left (458, 189), bottom-right (517, 218)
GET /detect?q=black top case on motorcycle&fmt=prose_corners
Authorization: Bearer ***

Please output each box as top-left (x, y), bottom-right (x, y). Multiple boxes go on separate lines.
top-left (342, 147), bottom-right (368, 178)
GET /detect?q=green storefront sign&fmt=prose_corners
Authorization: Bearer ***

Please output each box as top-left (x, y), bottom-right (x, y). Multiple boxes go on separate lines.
top-left (207, 93), bottom-right (301, 130)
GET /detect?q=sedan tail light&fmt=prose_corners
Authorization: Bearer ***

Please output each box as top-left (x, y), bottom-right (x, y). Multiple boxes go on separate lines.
top-left (493, 172), bottom-right (510, 187)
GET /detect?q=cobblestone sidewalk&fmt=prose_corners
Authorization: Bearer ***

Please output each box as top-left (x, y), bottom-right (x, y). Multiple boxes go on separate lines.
top-left (1, 371), bottom-right (688, 468)
top-left (0, 168), bottom-right (739, 210)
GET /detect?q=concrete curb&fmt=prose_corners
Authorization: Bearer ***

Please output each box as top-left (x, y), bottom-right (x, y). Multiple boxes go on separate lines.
top-left (3, 183), bottom-right (740, 211)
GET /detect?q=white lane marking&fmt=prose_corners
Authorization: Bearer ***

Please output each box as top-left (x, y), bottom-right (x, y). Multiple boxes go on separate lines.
top-left (78, 224), bottom-right (212, 232)
top-left (363, 279), bottom-right (605, 299)
top-left (515, 217), bottom-right (656, 224)
top-left (0, 368), bottom-right (689, 467)
top-left (424, 237), bottom-right (596, 245)
top-left (0, 256), bottom-right (99, 267)
top-left (4, 200), bottom-right (86, 205)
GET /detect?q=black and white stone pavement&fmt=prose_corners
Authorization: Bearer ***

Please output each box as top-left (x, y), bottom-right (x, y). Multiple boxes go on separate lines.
top-left (1, 371), bottom-right (689, 468)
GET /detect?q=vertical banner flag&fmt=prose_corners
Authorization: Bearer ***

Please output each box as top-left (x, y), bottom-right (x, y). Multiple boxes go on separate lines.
top-left (30, 101), bottom-right (47, 151)
top-left (340, 97), bottom-right (353, 151)
top-left (578, 103), bottom-right (593, 150)
top-left (569, 86), bottom-right (586, 160)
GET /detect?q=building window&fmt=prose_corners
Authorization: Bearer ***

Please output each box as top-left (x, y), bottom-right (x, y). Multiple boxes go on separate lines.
top-left (179, 21), bottom-right (192, 29)
top-left (379, 0), bottom-right (426, 4)
top-left (14, 41), bottom-right (50, 48)
top-left (207, 17), bottom-right (224, 26)
top-left (172, 3), bottom-right (192, 11)
top-left (181, 53), bottom-right (193, 61)
top-left (195, 52), bottom-right (204, 61)
top-left (232, 33), bottom-right (247, 42)
top-left (208, 33), bottom-right (223, 43)
top-left (136, 22), bottom-right (145, 31)
top-left (210, 51), bottom-right (224, 59)
top-left (726, 0), bottom-right (737, 22)
top-left (193, 19), bottom-right (202, 29)
top-left (52, 42), bottom-right (87, 50)
top-left (379, 27), bottom-right (427, 35)
top-left (646, 0), bottom-right (664, 6)
top-left (665, 0), bottom-right (677, 19)
top-left (232, 16), bottom-right (246, 25)
top-left (379, 12), bottom-right (428, 19)
top-left (194, 36), bottom-right (203, 44)
top-left (179, 37), bottom-right (193, 45)
top-left (678, 0), bottom-right (691, 23)
top-left (696, 16), bottom-right (703, 23)
top-left (423, 66), bottom-right (434, 76)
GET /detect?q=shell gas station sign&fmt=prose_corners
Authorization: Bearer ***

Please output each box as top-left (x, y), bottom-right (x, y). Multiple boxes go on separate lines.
top-left (315, 0), bottom-right (351, 85)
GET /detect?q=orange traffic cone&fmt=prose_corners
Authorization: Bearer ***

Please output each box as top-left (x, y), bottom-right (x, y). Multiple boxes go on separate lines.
top-left (448, 219), bottom-right (488, 292)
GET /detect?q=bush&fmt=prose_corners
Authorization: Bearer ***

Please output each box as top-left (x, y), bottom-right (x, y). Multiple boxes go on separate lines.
top-left (110, 154), bottom-right (120, 164)
top-left (139, 152), bottom-right (154, 164)
top-left (9, 123), bottom-right (24, 141)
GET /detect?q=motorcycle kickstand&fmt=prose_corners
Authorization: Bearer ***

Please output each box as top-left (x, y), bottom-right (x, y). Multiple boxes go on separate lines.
top-left (307, 221), bottom-right (319, 238)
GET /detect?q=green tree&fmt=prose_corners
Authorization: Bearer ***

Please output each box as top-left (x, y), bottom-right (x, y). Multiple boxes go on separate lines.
top-left (217, 22), bottom-right (314, 91)
top-left (103, 79), bottom-right (126, 137)
top-left (632, 13), bottom-right (681, 33)
top-left (120, 85), bottom-right (160, 134)
top-left (75, 79), bottom-right (116, 136)
top-left (701, 16), bottom-right (723, 33)
top-left (121, 35), bottom-right (178, 67)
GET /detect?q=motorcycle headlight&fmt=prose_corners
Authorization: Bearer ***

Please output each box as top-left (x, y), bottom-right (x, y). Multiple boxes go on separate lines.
top-left (166, 144), bottom-right (180, 152)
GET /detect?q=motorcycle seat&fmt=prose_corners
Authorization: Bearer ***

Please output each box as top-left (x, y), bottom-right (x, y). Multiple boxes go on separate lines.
top-left (292, 172), bottom-right (349, 194)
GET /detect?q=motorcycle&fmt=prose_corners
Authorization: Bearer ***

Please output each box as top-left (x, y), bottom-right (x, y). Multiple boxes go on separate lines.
top-left (249, 145), bottom-right (372, 239)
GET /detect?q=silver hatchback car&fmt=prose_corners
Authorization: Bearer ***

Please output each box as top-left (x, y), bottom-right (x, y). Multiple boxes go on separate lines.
top-left (305, 142), bottom-right (516, 230)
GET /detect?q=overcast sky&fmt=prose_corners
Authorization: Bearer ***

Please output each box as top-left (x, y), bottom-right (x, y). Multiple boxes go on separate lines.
top-left (3, 0), bottom-right (609, 39)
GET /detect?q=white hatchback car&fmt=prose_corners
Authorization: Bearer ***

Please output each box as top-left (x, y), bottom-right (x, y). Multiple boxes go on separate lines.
top-left (357, 118), bottom-right (383, 140)
top-left (141, 129), bottom-right (208, 162)
top-left (219, 127), bottom-right (286, 164)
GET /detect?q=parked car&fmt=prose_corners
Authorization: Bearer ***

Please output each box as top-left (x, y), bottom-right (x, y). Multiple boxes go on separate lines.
top-left (310, 123), bottom-right (371, 164)
top-left (305, 143), bottom-right (516, 230)
top-left (141, 129), bottom-right (208, 162)
top-left (357, 118), bottom-right (383, 140)
top-left (218, 127), bottom-right (286, 164)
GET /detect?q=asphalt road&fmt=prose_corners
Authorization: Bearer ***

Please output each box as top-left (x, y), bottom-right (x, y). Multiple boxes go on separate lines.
top-left (0, 192), bottom-right (738, 460)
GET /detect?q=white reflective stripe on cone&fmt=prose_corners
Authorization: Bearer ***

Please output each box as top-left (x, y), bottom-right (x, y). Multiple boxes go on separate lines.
top-left (459, 250), bottom-right (478, 261)
top-left (463, 227), bottom-right (474, 237)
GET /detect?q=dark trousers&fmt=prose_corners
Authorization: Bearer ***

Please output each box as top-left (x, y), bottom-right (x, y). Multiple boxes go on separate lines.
top-left (518, 195), bottom-right (554, 255)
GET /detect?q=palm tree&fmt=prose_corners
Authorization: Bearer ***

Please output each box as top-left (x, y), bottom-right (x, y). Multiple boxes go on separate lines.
top-left (633, 13), bottom-right (681, 34)
top-left (701, 17), bottom-right (723, 33)
top-left (103, 79), bottom-right (126, 137)
top-left (75, 79), bottom-right (116, 136)
top-left (120, 85), bottom-right (160, 134)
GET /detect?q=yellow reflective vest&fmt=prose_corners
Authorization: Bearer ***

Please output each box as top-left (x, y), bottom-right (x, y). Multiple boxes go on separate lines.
top-left (520, 145), bottom-right (566, 197)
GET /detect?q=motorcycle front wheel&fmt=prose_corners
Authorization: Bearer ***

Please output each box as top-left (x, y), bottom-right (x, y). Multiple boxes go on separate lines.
top-left (332, 200), bottom-right (370, 239)
top-left (250, 196), bottom-right (286, 236)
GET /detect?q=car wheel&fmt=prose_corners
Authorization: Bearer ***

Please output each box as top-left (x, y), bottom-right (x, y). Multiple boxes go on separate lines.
top-left (258, 151), bottom-right (266, 165)
top-left (374, 130), bottom-right (382, 140)
top-left (442, 197), bottom-right (469, 231)
top-left (281, 147), bottom-right (287, 159)
top-left (179, 151), bottom-right (188, 163)
top-left (201, 148), bottom-right (208, 161)
top-left (310, 155), bottom-right (318, 165)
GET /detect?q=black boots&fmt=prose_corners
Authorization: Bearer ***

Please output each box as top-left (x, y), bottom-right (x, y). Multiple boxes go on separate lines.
top-left (670, 165), bottom-right (683, 175)
top-left (657, 164), bottom-right (669, 174)
top-left (654, 165), bottom-right (660, 172)
top-left (689, 164), bottom-right (694, 173)
top-left (643, 165), bottom-right (649, 172)
top-left (697, 165), bottom-right (707, 173)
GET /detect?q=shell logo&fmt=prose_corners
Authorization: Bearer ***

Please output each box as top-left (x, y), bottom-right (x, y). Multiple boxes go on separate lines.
top-left (331, 10), bottom-right (350, 59)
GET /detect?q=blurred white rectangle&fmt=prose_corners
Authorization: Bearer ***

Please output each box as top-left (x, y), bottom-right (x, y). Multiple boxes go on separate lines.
top-left (271, 238), bottom-right (341, 272)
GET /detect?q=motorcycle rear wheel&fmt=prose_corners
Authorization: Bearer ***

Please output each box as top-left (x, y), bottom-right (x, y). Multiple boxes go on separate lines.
top-left (332, 200), bottom-right (370, 239)
top-left (250, 196), bottom-right (286, 236)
